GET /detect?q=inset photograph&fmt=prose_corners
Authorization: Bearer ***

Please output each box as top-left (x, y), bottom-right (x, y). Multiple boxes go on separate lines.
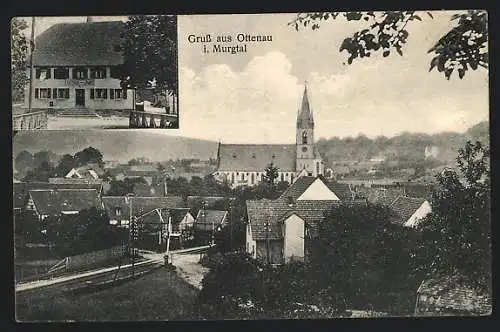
top-left (11, 15), bottom-right (178, 130)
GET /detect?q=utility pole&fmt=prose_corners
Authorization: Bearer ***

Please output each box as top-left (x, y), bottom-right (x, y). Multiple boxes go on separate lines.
top-left (28, 17), bottom-right (35, 112)
top-left (265, 220), bottom-right (270, 265)
top-left (127, 193), bottom-right (136, 277)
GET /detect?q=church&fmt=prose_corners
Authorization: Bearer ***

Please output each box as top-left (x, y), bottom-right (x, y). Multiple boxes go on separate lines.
top-left (214, 84), bottom-right (324, 188)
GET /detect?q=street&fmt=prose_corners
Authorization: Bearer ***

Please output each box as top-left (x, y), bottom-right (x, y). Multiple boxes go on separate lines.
top-left (171, 253), bottom-right (209, 290)
top-left (47, 115), bottom-right (129, 129)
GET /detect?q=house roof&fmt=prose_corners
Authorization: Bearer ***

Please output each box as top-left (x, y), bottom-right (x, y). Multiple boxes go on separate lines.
top-left (279, 176), bottom-right (317, 200)
top-left (194, 210), bottom-right (228, 231)
top-left (28, 189), bottom-right (101, 215)
top-left (389, 196), bottom-right (427, 225)
top-left (169, 208), bottom-right (193, 225)
top-left (102, 196), bottom-right (184, 220)
top-left (246, 199), bottom-right (341, 240)
top-left (33, 21), bottom-right (125, 66)
top-left (186, 196), bottom-right (230, 209)
top-left (326, 182), bottom-right (356, 200)
top-left (48, 177), bottom-right (103, 185)
top-left (355, 187), bottom-right (404, 206)
top-left (417, 273), bottom-right (492, 315)
top-left (14, 182), bottom-right (103, 209)
top-left (218, 144), bottom-right (297, 172)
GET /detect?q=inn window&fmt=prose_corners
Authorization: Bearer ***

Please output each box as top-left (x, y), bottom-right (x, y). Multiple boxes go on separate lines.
top-left (35, 67), bottom-right (51, 80)
top-left (53, 88), bottom-right (70, 99)
top-left (90, 67), bottom-right (107, 79)
top-left (35, 88), bottom-right (51, 99)
top-left (73, 67), bottom-right (88, 79)
top-left (110, 89), bottom-right (123, 99)
top-left (54, 67), bottom-right (69, 79)
top-left (90, 88), bottom-right (108, 99)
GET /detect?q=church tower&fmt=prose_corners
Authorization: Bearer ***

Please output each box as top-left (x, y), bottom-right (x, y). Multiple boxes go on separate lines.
top-left (296, 83), bottom-right (322, 176)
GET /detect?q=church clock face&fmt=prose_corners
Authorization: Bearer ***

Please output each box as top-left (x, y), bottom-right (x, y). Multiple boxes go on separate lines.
top-left (302, 146), bottom-right (308, 152)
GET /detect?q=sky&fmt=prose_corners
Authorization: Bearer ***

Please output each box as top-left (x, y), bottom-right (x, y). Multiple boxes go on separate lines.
top-left (17, 12), bottom-right (489, 144)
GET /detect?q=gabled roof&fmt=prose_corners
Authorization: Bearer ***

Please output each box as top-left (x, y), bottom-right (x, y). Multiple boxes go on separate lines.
top-left (246, 198), bottom-right (341, 240)
top-left (279, 176), bottom-right (317, 200)
top-left (194, 210), bottom-right (228, 231)
top-left (14, 181), bottom-right (103, 209)
top-left (169, 208), bottom-right (193, 225)
top-left (101, 196), bottom-right (185, 220)
top-left (66, 167), bottom-right (100, 180)
top-left (326, 182), bottom-right (357, 200)
top-left (28, 189), bottom-right (101, 215)
top-left (33, 21), bottom-right (125, 66)
top-left (389, 196), bottom-right (427, 225)
top-left (218, 144), bottom-right (297, 172)
top-left (417, 273), bottom-right (492, 315)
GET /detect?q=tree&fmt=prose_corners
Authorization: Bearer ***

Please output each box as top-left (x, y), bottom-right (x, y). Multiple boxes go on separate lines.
top-left (415, 141), bottom-right (491, 293)
top-left (289, 10), bottom-right (488, 80)
top-left (14, 150), bottom-right (34, 175)
top-left (106, 177), bottom-right (147, 196)
top-left (22, 161), bottom-right (55, 182)
top-left (119, 15), bottom-right (178, 100)
top-left (74, 147), bottom-right (104, 167)
top-left (32, 151), bottom-right (51, 169)
top-left (11, 18), bottom-right (29, 102)
top-left (53, 154), bottom-right (77, 177)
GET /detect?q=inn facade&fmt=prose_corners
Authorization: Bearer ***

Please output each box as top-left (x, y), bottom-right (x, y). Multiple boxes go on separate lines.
top-left (24, 20), bottom-right (135, 111)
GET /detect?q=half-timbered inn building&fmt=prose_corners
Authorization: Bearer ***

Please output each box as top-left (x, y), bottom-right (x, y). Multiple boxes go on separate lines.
top-left (214, 84), bottom-right (325, 188)
top-left (25, 19), bottom-right (135, 112)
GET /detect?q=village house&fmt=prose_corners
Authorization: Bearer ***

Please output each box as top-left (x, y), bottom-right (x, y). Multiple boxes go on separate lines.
top-left (14, 181), bottom-right (104, 213)
top-left (25, 19), bottom-right (135, 113)
top-left (25, 188), bottom-right (102, 221)
top-left (245, 176), bottom-right (354, 264)
top-left (214, 85), bottom-right (324, 188)
top-left (388, 196), bottom-right (432, 228)
top-left (101, 196), bottom-right (184, 227)
top-left (133, 207), bottom-right (195, 251)
top-left (414, 273), bottom-right (492, 316)
top-left (193, 209), bottom-right (229, 245)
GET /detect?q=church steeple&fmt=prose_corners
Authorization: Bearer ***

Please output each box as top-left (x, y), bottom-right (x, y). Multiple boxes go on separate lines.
top-left (297, 82), bottom-right (314, 129)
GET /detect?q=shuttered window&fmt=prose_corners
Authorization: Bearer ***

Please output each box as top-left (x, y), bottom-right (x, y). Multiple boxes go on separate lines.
top-left (90, 89), bottom-right (94, 99)
top-left (34, 88), bottom-right (39, 99)
top-left (110, 89), bottom-right (115, 99)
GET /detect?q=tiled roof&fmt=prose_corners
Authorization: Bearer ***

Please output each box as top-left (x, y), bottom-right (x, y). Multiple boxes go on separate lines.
top-left (169, 208), bottom-right (192, 225)
top-left (186, 196), bottom-right (231, 209)
top-left (14, 182), bottom-right (103, 209)
top-left (389, 196), bottom-right (426, 225)
top-left (355, 187), bottom-right (404, 206)
top-left (33, 21), bottom-right (125, 66)
top-left (194, 210), bottom-right (228, 231)
top-left (102, 196), bottom-right (185, 220)
top-left (326, 181), bottom-right (356, 200)
top-left (279, 176), bottom-right (317, 200)
top-left (246, 199), bottom-right (341, 240)
top-left (417, 273), bottom-right (492, 315)
top-left (218, 144), bottom-right (297, 172)
top-left (48, 177), bottom-right (103, 185)
top-left (29, 189), bottom-right (101, 215)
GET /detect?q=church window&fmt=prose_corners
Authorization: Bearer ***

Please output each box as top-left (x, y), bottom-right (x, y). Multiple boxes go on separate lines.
top-left (251, 173), bottom-right (255, 184)
top-left (241, 173), bottom-right (245, 181)
top-left (272, 153), bottom-right (276, 159)
top-left (302, 146), bottom-right (308, 153)
top-left (231, 173), bottom-right (235, 184)
top-left (291, 174), bottom-right (294, 183)
top-left (281, 173), bottom-right (284, 182)
top-left (302, 131), bottom-right (308, 144)
top-left (316, 162), bottom-right (320, 175)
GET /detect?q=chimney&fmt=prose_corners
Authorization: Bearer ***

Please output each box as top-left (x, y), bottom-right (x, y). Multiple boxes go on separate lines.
top-left (86, 16), bottom-right (93, 23)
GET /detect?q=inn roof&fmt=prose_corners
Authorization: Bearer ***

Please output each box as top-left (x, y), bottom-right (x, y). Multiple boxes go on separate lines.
top-left (28, 189), bottom-right (101, 215)
top-left (33, 21), bottom-right (125, 67)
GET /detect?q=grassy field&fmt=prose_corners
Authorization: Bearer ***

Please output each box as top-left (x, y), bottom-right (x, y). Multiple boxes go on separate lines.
top-left (16, 266), bottom-right (199, 322)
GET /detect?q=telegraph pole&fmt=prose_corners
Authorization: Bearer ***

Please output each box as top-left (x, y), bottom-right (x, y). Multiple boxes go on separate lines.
top-left (265, 220), bottom-right (270, 265)
top-left (28, 17), bottom-right (35, 112)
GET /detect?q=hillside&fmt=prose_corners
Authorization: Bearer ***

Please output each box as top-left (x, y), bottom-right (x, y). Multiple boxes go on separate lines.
top-left (12, 131), bottom-right (219, 163)
top-left (317, 121), bottom-right (489, 167)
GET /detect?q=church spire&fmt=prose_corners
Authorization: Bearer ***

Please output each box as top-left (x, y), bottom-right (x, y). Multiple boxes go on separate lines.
top-left (297, 81), bottom-right (314, 128)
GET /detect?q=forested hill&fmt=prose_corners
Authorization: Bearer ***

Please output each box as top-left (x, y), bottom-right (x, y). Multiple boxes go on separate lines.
top-left (317, 121), bottom-right (489, 166)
